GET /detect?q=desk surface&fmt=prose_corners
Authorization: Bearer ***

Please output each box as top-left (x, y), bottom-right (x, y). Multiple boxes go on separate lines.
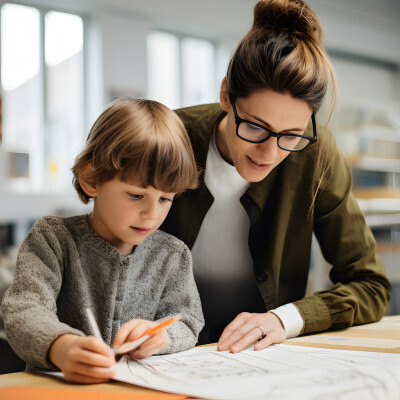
top-left (285, 314), bottom-right (400, 353)
top-left (0, 370), bottom-right (159, 395)
top-left (0, 315), bottom-right (399, 396)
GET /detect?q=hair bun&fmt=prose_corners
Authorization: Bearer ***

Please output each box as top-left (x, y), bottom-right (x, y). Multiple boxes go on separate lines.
top-left (253, 0), bottom-right (323, 42)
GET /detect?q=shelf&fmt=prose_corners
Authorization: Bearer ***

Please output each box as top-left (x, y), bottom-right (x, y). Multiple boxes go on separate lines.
top-left (354, 187), bottom-right (400, 215)
top-left (355, 156), bottom-right (400, 173)
top-left (376, 243), bottom-right (400, 253)
top-left (365, 213), bottom-right (400, 228)
top-left (353, 187), bottom-right (400, 199)
top-left (360, 126), bottom-right (400, 143)
top-left (356, 199), bottom-right (400, 214)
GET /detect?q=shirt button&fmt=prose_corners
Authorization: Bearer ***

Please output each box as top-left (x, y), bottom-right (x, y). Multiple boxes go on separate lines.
top-left (256, 271), bottom-right (269, 283)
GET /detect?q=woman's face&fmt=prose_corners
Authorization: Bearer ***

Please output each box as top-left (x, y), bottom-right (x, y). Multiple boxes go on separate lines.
top-left (217, 85), bottom-right (313, 183)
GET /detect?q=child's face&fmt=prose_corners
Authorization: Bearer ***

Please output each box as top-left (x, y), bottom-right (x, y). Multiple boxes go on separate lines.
top-left (88, 176), bottom-right (176, 254)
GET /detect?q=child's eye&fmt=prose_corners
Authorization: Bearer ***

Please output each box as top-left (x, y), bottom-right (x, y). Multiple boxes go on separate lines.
top-left (159, 197), bottom-right (173, 203)
top-left (128, 193), bottom-right (143, 200)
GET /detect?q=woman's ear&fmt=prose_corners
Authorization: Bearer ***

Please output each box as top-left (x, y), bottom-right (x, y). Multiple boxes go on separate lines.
top-left (78, 164), bottom-right (99, 198)
top-left (219, 77), bottom-right (230, 112)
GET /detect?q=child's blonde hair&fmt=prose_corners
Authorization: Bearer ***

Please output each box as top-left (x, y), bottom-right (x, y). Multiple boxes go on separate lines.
top-left (72, 98), bottom-right (198, 204)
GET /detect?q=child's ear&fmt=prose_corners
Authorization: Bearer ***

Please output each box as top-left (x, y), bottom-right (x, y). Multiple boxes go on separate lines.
top-left (219, 77), bottom-right (230, 112)
top-left (78, 164), bottom-right (99, 198)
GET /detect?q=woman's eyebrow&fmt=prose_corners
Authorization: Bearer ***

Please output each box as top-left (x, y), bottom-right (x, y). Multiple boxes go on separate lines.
top-left (246, 112), bottom-right (306, 133)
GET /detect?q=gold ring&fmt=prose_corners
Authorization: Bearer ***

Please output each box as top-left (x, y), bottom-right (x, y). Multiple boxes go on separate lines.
top-left (257, 326), bottom-right (266, 341)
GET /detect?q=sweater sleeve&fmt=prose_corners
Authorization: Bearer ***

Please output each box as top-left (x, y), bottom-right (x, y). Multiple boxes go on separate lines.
top-left (154, 243), bottom-right (204, 354)
top-left (2, 218), bottom-right (84, 369)
top-left (294, 145), bottom-right (391, 334)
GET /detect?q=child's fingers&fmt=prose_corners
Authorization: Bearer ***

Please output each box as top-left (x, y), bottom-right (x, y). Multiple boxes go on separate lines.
top-left (80, 336), bottom-right (115, 359)
top-left (113, 320), bottom-right (142, 347)
top-left (78, 347), bottom-right (115, 368)
top-left (62, 350), bottom-right (115, 383)
top-left (128, 331), bottom-right (168, 359)
top-left (53, 335), bottom-right (115, 384)
top-left (64, 367), bottom-right (115, 383)
top-left (126, 324), bottom-right (151, 343)
top-left (73, 362), bottom-right (116, 379)
top-left (113, 320), bottom-right (155, 348)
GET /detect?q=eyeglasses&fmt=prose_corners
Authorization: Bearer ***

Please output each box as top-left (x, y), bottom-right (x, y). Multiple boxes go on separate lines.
top-left (229, 95), bottom-right (317, 152)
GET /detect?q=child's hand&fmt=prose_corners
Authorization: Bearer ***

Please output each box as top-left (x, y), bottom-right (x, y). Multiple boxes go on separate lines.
top-left (49, 334), bottom-right (115, 383)
top-left (113, 319), bottom-right (169, 359)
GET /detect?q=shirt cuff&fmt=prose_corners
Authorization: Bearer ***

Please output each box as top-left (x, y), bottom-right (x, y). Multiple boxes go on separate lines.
top-left (269, 303), bottom-right (304, 339)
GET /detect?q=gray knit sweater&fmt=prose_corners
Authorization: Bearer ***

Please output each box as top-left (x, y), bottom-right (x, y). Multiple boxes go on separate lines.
top-left (2, 215), bottom-right (204, 370)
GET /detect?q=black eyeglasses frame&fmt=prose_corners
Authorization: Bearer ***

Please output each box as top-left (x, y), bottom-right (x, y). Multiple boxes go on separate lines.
top-left (229, 95), bottom-right (318, 152)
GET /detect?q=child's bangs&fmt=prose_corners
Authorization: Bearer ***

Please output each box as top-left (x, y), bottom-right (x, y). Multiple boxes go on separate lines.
top-left (73, 97), bottom-right (198, 204)
top-left (120, 126), bottom-right (198, 194)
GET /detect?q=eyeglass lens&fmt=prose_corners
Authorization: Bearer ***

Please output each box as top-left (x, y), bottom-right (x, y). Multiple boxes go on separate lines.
top-left (238, 122), bottom-right (311, 151)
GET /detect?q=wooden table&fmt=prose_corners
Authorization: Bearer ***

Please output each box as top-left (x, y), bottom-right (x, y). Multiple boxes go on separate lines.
top-left (284, 315), bottom-right (400, 353)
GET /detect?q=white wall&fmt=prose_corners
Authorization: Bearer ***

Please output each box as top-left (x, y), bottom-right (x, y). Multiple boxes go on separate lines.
top-left (309, 0), bottom-right (400, 65)
top-left (332, 58), bottom-right (400, 103)
top-left (97, 14), bottom-right (148, 101)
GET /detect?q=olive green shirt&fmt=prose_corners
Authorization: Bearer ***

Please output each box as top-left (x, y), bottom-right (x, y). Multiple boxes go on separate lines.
top-left (161, 103), bottom-right (391, 336)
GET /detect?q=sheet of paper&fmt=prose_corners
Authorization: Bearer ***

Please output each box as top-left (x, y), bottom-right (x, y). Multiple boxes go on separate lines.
top-left (113, 344), bottom-right (400, 400)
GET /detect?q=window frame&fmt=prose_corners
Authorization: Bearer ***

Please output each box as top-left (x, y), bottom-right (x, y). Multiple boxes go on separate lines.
top-left (0, 1), bottom-right (88, 192)
top-left (147, 29), bottom-right (219, 109)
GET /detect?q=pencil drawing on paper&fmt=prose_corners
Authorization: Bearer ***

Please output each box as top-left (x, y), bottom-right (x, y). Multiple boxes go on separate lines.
top-left (113, 344), bottom-right (400, 400)
top-left (134, 351), bottom-right (270, 382)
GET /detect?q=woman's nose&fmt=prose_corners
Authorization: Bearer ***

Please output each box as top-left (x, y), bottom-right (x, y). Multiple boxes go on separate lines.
top-left (258, 136), bottom-right (279, 161)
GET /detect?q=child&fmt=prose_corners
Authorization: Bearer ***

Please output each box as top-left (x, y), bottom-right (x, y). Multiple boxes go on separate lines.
top-left (2, 98), bottom-right (204, 383)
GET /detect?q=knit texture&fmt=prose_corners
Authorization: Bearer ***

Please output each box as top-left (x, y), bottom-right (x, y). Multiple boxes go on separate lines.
top-left (2, 215), bottom-right (204, 370)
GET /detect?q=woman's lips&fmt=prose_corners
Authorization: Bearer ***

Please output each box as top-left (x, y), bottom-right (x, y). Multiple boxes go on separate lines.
top-left (247, 156), bottom-right (272, 171)
top-left (130, 226), bottom-right (152, 235)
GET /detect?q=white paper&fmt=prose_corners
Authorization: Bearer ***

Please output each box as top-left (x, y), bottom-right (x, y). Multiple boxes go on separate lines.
top-left (113, 344), bottom-right (400, 400)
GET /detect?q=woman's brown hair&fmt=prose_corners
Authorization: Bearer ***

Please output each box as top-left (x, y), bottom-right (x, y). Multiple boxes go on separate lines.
top-left (226, 0), bottom-right (337, 213)
top-left (72, 98), bottom-right (198, 204)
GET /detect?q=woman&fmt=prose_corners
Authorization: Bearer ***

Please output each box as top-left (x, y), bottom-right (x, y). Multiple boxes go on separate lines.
top-left (161, 0), bottom-right (390, 352)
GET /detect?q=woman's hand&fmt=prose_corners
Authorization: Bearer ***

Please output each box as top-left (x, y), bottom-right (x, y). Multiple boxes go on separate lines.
top-left (113, 319), bottom-right (168, 359)
top-left (49, 334), bottom-right (116, 383)
top-left (217, 312), bottom-right (286, 353)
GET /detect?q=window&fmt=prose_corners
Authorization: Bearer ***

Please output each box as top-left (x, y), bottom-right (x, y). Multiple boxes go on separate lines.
top-left (147, 31), bottom-right (217, 110)
top-left (181, 37), bottom-right (215, 107)
top-left (0, 3), bottom-right (85, 192)
top-left (147, 32), bottom-right (180, 109)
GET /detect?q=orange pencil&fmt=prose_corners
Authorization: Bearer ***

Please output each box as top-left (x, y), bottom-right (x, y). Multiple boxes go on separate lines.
top-left (114, 313), bottom-right (184, 361)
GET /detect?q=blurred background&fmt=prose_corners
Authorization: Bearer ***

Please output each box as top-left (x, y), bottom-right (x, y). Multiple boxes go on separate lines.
top-left (0, 0), bottom-right (399, 364)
